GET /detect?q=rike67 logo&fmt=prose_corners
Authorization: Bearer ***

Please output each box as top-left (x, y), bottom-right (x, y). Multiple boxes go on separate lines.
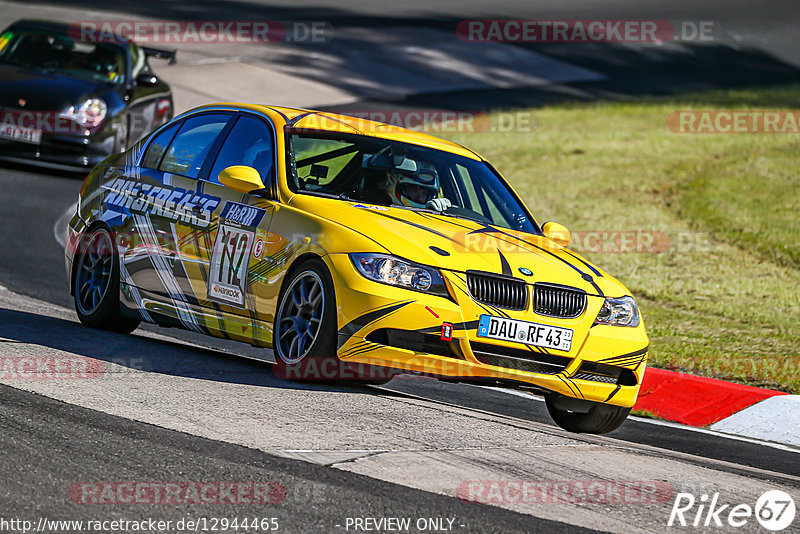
top-left (668, 490), bottom-right (795, 531)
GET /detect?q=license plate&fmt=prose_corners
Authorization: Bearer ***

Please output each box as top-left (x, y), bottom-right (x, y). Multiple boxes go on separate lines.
top-left (477, 314), bottom-right (573, 352)
top-left (0, 124), bottom-right (42, 144)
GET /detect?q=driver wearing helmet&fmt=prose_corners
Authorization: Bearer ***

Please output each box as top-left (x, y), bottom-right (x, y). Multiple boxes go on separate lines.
top-left (385, 161), bottom-right (452, 211)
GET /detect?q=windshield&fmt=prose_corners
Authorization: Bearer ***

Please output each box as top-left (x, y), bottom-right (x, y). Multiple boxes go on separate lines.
top-left (0, 30), bottom-right (126, 84)
top-left (287, 130), bottom-right (538, 233)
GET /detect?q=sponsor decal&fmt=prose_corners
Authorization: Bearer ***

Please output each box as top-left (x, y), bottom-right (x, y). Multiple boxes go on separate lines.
top-left (219, 201), bottom-right (267, 228)
top-left (253, 237), bottom-right (265, 259)
top-left (207, 202), bottom-right (267, 308)
top-left (352, 203), bottom-right (390, 211)
top-left (425, 306), bottom-right (440, 318)
top-left (104, 177), bottom-right (220, 229)
top-left (441, 322), bottom-right (454, 341)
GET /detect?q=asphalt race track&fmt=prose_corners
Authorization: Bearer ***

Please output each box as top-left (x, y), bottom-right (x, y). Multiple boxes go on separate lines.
top-left (1, 164), bottom-right (799, 532)
top-left (1, 0), bottom-right (799, 532)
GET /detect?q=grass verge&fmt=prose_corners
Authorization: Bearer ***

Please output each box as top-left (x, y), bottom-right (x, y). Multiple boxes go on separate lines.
top-left (445, 85), bottom-right (800, 393)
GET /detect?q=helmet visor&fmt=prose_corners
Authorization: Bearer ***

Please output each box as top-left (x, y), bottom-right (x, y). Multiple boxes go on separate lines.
top-left (399, 182), bottom-right (436, 204)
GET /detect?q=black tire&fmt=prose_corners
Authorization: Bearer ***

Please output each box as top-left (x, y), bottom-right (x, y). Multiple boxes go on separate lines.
top-left (272, 258), bottom-right (394, 385)
top-left (545, 395), bottom-right (631, 434)
top-left (73, 226), bottom-right (140, 334)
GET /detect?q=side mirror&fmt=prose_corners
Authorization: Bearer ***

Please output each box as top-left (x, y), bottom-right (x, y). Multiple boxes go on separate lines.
top-left (218, 165), bottom-right (264, 194)
top-left (542, 221), bottom-right (571, 247)
top-left (135, 73), bottom-right (159, 87)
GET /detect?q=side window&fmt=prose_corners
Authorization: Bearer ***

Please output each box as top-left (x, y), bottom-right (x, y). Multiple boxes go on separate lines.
top-left (455, 164), bottom-right (481, 212)
top-left (159, 114), bottom-right (230, 178)
top-left (208, 115), bottom-right (275, 186)
top-left (141, 122), bottom-right (180, 169)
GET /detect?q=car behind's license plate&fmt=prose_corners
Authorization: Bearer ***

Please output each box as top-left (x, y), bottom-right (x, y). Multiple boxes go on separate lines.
top-left (477, 314), bottom-right (573, 352)
top-left (0, 124), bottom-right (42, 144)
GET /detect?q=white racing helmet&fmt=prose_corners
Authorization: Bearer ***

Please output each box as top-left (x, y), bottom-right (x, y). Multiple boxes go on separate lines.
top-left (386, 161), bottom-right (439, 208)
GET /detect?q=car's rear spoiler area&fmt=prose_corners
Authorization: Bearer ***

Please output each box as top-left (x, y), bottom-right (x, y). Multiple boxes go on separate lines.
top-left (142, 46), bottom-right (177, 64)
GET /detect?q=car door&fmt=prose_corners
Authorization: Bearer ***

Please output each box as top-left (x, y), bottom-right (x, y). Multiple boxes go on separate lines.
top-left (173, 112), bottom-right (278, 344)
top-left (123, 111), bottom-right (234, 330)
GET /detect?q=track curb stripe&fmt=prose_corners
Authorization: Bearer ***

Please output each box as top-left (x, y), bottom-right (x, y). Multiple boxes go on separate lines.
top-left (634, 367), bottom-right (788, 428)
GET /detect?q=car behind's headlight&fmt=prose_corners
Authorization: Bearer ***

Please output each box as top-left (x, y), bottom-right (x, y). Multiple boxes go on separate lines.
top-left (59, 98), bottom-right (107, 129)
top-left (350, 253), bottom-right (449, 298)
top-left (594, 295), bottom-right (640, 327)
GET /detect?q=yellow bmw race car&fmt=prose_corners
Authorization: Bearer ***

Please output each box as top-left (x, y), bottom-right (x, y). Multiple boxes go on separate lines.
top-left (65, 103), bottom-right (649, 434)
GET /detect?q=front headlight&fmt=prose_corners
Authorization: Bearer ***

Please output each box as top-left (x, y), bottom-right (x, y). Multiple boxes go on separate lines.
top-left (59, 98), bottom-right (107, 129)
top-left (595, 295), bottom-right (640, 327)
top-left (350, 253), bottom-right (449, 298)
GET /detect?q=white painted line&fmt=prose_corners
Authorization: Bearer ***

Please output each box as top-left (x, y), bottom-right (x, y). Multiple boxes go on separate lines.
top-left (711, 395), bottom-right (800, 447)
top-left (475, 385), bottom-right (544, 401)
top-left (53, 202), bottom-right (76, 248)
top-left (477, 384), bottom-right (800, 453)
top-left (630, 415), bottom-right (800, 453)
top-left (283, 449), bottom-right (392, 454)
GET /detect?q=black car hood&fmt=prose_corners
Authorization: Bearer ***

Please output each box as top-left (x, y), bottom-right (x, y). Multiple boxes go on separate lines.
top-left (0, 64), bottom-right (113, 110)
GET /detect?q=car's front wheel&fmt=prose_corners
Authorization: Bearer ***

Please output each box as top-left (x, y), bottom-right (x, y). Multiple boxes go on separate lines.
top-left (545, 395), bottom-right (631, 434)
top-left (73, 226), bottom-right (140, 334)
top-left (272, 259), bottom-right (394, 385)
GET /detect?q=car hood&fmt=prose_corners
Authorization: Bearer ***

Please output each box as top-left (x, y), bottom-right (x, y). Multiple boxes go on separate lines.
top-left (291, 195), bottom-right (629, 297)
top-left (0, 64), bottom-right (112, 110)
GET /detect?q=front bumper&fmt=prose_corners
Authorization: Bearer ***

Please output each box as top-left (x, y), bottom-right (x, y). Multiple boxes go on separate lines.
top-left (0, 126), bottom-right (116, 171)
top-left (326, 253), bottom-right (649, 408)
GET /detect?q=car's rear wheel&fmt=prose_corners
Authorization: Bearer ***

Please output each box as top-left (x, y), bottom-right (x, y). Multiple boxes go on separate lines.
top-left (545, 395), bottom-right (630, 434)
top-left (272, 259), bottom-right (393, 385)
top-left (73, 226), bottom-right (140, 334)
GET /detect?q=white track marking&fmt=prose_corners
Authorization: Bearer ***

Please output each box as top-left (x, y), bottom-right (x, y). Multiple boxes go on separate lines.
top-left (476, 384), bottom-right (800, 453)
top-left (711, 395), bottom-right (800, 447)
